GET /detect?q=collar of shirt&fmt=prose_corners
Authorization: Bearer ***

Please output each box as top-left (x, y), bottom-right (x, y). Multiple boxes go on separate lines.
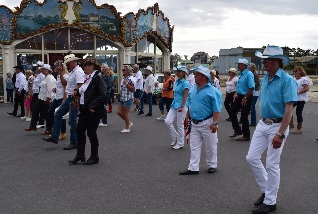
top-left (264, 68), bottom-right (284, 82)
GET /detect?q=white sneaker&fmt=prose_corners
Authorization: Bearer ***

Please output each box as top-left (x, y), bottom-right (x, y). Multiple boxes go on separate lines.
top-left (99, 123), bottom-right (108, 127)
top-left (25, 118), bottom-right (31, 122)
top-left (171, 141), bottom-right (176, 147)
top-left (62, 113), bottom-right (69, 119)
top-left (120, 128), bottom-right (130, 133)
top-left (129, 122), bottom-right (133, 128)
top-left (173, 145), bottom-right (183, 150)
top-left (36, 124), bottom-right (45, 129)
top-left (21, 116), bottom-right (27, 120)
top-left (157, 115), bottom-right (166, 120)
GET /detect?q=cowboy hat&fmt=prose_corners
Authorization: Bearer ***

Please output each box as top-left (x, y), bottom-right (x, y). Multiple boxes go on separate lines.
top-left (64, 54), bottom-right (81, 64)
top-left (255, 45), bottom-right (290, 64)
top-left (192, 65), bottom-right (211, 82)
top-left (13, 65), bottom-right (24, 71)
top-left (36, 61), bottom-right (44, 67)
top-left (176, 65), bottom-right (189, 74)
top-left (235, 58), bottom-right (249, 65)
top-left (145, 65), bottom-right (153, 73)
top-left (227, 68), bottom-right (237, 73)
top-left (40, 64), bottom-right (53, 72)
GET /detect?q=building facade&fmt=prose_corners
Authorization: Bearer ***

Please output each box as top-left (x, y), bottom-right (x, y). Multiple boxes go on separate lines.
top-left (0, 0), bottom-right (174, 101)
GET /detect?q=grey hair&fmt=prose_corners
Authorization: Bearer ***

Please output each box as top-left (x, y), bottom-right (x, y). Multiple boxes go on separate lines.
top-left (133, 64), bottom-right (139, 69)
top-left (101, 63), bottom-right (109, 69)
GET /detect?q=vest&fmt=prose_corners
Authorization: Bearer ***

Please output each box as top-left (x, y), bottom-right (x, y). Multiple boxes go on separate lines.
top-left (162, 76), bottom-right (175, 98)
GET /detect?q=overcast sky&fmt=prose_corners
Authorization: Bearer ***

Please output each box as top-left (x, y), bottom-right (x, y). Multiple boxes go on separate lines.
top-left (2, 0), bottom-right (318, 58)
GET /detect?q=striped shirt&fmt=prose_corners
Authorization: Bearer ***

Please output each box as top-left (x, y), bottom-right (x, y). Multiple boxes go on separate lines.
top-left (120, 75), bottom-right (135, 102)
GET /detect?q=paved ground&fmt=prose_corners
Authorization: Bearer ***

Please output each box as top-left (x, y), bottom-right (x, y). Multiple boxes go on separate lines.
top-left (0, 99), bottom-right (318, 214)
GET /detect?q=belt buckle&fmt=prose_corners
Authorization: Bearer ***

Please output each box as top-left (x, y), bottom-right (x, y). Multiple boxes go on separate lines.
top-left (192, 120), bottom-right (199, 124)
top-left (264, 119), bottom-right (273, 125)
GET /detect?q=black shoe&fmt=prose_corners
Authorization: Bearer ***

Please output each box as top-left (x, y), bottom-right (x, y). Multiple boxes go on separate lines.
top-left (137, 111), bottom-right (144, 115)
top-left (254, 193), bottom-right (265, 206)
top-left (226, 117), bottom-right (231, 121)
top-left (179, 170), bottom-right (199, 175)
top-left (68, 155), bottom-right (86, 164)
top-left (7, 112), bottom-right (16, 116)
top-left (63, 144), bottom-right (77, 150)
top-left (252, 203), bottom-right (276, 214)
top-left (236, 137), bottom-right (250, 141)
top-left (83, 156), bottom-right (99, 165)
top-left (16, 114), bottom-right (25, 117)
top-left (42, 137), bottom-right (58, 144)
top-left (207, 168), bottom-right (217, 173)
top-left (229, 132), bottom-right (242, 138)
top-left (145, 113), bottom-right (152, 116)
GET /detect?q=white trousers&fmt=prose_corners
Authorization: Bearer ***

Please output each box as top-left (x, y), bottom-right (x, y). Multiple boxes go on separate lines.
top-left (165, 107), bottom-right (188, 147)
top-left (188, 118), bottom-right (218, 171)
top-left (246, 120), bottom-right (289, 205)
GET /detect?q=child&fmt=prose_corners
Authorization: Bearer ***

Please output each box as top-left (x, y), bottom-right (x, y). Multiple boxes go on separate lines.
top-left (23, 91), bottom-right (32, 121)
top-left (153, 81), bottom-right (161, 105)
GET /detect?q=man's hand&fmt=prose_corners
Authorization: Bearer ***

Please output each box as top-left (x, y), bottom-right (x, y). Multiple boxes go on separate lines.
top-left (272, 134), bottom-right (283, 149)
top-left (210, 124), bottom-right (218, 133)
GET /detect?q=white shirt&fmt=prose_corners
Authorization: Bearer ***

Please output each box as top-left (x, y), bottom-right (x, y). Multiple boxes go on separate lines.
top-left (225, 76), bottom-right (238, 93)
top-left (55, 74), bottom-right (69, 100)
top-left (296, 77), bottom-right (309, 102)
top-left (135, 70), bottom-right (143, 90)
top-left (212, 78), bottom-right (221, 91)
top-left (33, 73), bottom-right (45, 94)
top-left (144, 74), bottom-right (154, 93)
top-left (79, 71), bottom-right (96, 105)
top-left (38, 74), bottom-right (57, 101)
top-left (187, 73), bottom-right (195, 88)
top-left (65, 65), bottom-right (85, 95)
top-left (15, 72), bottom-right (27, 92)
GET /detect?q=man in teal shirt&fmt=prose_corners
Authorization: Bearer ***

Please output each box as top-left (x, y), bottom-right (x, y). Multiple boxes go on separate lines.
top-left (246, 45), bottom-right (298, 214)
top-left (179, 65), bottom-right (222, 175)
top-left (229, 58), bottom-right (255, 141)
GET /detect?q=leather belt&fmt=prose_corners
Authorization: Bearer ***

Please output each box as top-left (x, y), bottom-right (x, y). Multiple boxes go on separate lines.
top-left (262, 118), bottom-right (282, 125)
top-left (192, 115), bottom-right (213, 124)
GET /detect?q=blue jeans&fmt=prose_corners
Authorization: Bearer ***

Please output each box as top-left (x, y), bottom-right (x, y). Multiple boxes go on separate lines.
top-left (51, 96), bottom-right (78, 145)
top-left (140, 92), bottom-right (152, 114)
top-left (250, 96), bottom-right (259, 125)
top-left (47, 99), bottom-right (66, 133)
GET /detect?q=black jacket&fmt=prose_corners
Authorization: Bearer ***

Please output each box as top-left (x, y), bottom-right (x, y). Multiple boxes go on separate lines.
top-left (83, 72), bottom-right (107, 110)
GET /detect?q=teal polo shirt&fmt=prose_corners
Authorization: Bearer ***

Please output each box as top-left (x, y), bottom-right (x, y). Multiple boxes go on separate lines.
top-left (171, 78), bottom-right (190, 109)
top-left (259, 69), bottom-right (298, 118)
top-left (236, 69), bottom-right (255, 95)
top-left (186, 82), bottom-right (222, 120)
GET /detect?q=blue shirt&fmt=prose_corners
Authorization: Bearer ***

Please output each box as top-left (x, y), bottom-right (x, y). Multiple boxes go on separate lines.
top-left (186, 82), bottom-right (222, 120)
top-left (236, 69), bottom-right (255, 95)
top-left (5, 78), bottom-right (14, 90)
top-left (171, 78), bottom-right (190, 109)
top-left (259, 69), bottom-right (298, 118)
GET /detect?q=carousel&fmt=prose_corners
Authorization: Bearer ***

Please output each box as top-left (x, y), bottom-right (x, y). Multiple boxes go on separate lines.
top-left (0, 0), bottom-right (174, 101)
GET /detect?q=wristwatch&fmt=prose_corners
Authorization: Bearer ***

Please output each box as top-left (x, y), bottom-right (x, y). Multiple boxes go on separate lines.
top-left (211, 122), bottom-right (218, 125)
top-left (277, 132), bottom-right (285, 139)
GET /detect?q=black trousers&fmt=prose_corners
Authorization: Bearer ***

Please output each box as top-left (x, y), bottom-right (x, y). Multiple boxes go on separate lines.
top-left (30, 93), bottom-right (45, 125)
top-left (158, 97), bottom-right (173, 112)
top-left (30, 99), bottom-right (49, 128)
top-left (293, 101), bottom-right (306, 123)
top-left (224, 91), bottom-right (235, 117)
top-left (77, 105), bottom-right (103, 157)
top-left (13, 89), bottom-right (25, 115)
top-left (229, 94), bottom-right (252, 138)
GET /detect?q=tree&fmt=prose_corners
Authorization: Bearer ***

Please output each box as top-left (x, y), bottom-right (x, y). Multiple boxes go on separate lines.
top-left (170, 53), bottom-right (182, 68)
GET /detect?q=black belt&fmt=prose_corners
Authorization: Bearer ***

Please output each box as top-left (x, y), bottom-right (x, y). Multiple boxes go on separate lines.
top-left (262, 118), bottom-right (282, 125)
top-left (192, 115), bottom-right (213, 124)
top-left (68, 95), bottom-right (73, 98)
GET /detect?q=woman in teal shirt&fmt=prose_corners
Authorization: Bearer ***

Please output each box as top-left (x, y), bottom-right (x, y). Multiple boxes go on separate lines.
top-left (165, 66), bottom-right (190, 150)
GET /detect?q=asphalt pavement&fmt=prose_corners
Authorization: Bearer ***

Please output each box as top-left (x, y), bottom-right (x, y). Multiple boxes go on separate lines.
top-left (0, 100), bottom-right (318, 214)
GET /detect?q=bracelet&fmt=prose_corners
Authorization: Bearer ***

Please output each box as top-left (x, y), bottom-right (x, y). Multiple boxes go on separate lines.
top-left (211, 122), bottom-right (218, 125)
